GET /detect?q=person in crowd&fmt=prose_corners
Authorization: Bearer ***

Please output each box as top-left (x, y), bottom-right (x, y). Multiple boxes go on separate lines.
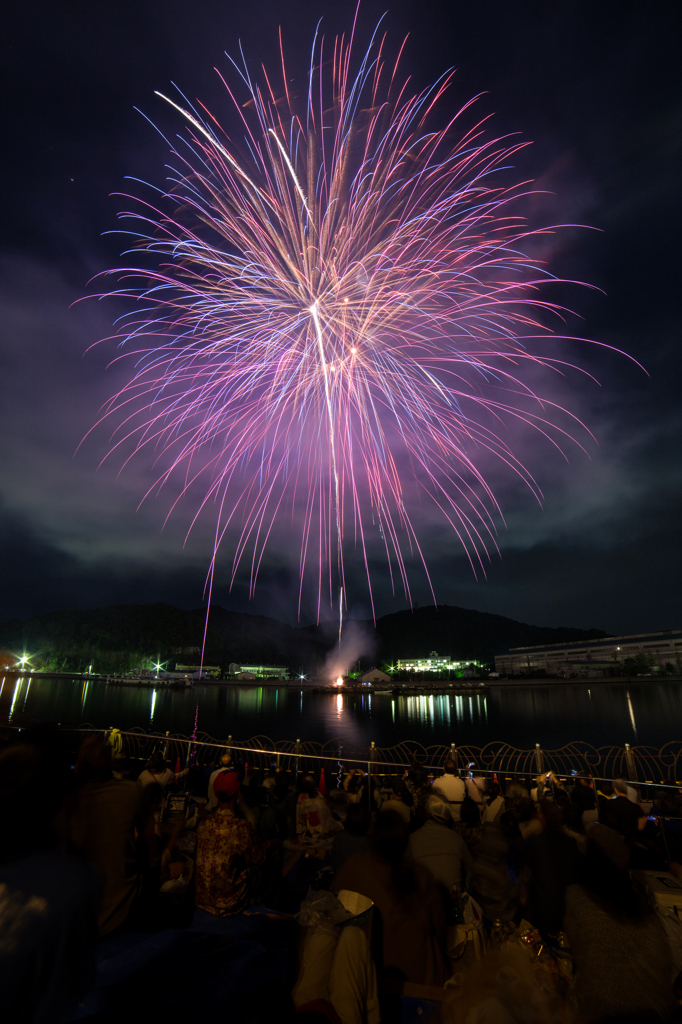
top-left (432, 759), bottom-right (466, 820)
top-left (295, 777), bottom-right (340, 845)
top-left (464, 763), bottom-right (488, 805)
top-left (562, 803), bottom-right (589, 854)
top-left (271, 770), bottom-right (297, 839)
top-left (205, 750), bottom-right (234, 810)
top-left (455, 796), bottom-right (483, 845)
top-left (570, 773), bottom-right (597, 815)
top-left (523, 799), bottom-right (580, 935)
top-left (621, 778), bottom-right (641, 804)
top-left (404, 763), bottom-right (431, 820)
top-left (379, 778), bottom-right (411, 825)
top-left (407, 794), bottom-right (472, 892)
top-left (530, 770), bottom-right (567, 806)
top-left (516, 797), bottom-right (543, 840)
top-left (481, 782), bottom-right (505, 824)
top-left (64, 733), bottom-right (154, 935)
top-left (137, 751), bottom-right (188, 793)
top-left (603, 778), bottom-right (647, 840)
top-left (111, 753), bottom-right (131, 780)
top-left (239, 781), bottom-right (278, 840)
top-left (651, 788), bottom-right (682, 866)
top-left (345, 771), bottom-right (365, 806)
top-left (596, 778), bottom-right (614, 800)
top-left (372, 774), bottom-right (392, 811)
top-left (468, 819), bottom-right (518, 924)
top-left (505, 778), bottom-right (530, 803)
top-left (498, 810), bottom-right (524, 873)
top-left (332, 802), bottom-right (371, 878)
top-left (334, 810), bottom-right (448, 986)
top-left (564, 835), bottom-right (675, 1022)
top-left (343, 767), bottom-right (366, 793)
top-left (0, 735), bottom-right (99, 1024)
top-left (194, 770), bottom-right (270, 915)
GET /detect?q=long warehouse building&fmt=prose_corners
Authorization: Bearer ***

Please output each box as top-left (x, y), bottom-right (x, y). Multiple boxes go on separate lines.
top-left (495, 629), bottom-right (682, 677)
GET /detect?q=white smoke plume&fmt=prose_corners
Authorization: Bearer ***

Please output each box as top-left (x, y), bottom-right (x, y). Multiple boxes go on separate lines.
top-left (323, 620), bottom-right (377, 682)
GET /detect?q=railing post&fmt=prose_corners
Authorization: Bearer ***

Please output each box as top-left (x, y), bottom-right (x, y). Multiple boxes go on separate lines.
top-left (368, 741), bottom-right (375, 809)
top-left (163, 730), bottom-right (169, 759)
top-left (450, 742), bottom-right (456, 770)
top-left (276, 750), bottom-right (281, 769)
top-left (624, 743), bottom-right (637, 783)
top-left (535, 743), bottom-right (544, 776)
top-left (295, 738), bottom-right (301, 778)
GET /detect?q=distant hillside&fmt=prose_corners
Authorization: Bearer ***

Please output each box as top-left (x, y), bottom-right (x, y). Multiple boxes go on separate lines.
top-left (0, 601), bottom-right (608, 674)
top-left (373, 605), bottom-right (609, 663)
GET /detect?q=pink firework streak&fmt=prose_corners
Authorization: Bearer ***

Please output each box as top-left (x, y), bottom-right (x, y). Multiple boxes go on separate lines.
top-left (89, 17), bottom-right (628, 640)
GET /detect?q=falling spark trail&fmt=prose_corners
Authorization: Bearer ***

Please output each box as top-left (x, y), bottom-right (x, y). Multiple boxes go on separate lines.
top-left (88, 13), bottom-right (632, 639)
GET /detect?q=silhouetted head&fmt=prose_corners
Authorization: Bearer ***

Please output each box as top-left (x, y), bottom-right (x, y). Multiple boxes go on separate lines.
top-left (344, 802), bottom-right (370, 837)
top-left (76, 734), bottom-right (113, 785)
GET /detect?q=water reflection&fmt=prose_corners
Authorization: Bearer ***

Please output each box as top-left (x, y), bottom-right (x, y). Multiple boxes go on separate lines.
top-left (2, 677), bottom-right (681, 749)
top-left (9, 677), bottom-right (23, 720)
top-left (627, 691), bottom-right (637, 738)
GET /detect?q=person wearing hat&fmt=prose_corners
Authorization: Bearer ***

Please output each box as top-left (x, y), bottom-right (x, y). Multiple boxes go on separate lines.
top-left (407, 794), bottom-right (472, 892)
top-left (195, 769), bottom-right (267, 915)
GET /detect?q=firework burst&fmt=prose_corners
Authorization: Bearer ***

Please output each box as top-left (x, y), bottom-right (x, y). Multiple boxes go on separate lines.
top-left (92, 16), bottom-right (612, 631)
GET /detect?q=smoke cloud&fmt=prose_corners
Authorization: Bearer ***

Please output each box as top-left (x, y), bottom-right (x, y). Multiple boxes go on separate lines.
top-left (323, 620), bottom-right (377, 682)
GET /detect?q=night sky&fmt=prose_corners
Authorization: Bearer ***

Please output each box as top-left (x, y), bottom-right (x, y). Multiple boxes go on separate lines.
top-left (1, 1), bottom-right (680, 635)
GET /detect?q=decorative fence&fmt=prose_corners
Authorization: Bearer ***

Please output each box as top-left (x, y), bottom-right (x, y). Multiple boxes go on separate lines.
top-left (4, 722), bottom-right (682, 789)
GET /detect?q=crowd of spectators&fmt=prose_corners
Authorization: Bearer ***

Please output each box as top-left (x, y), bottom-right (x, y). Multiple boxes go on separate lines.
top-left (1, 731), bottom-right (682, 1023)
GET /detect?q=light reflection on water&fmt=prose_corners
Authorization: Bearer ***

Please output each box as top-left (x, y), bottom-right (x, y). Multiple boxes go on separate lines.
top-left (1, 676), bottom-right (681, 749)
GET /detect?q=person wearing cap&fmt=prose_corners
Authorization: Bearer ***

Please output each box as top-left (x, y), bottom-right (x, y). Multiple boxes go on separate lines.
top-left (407, 794), bottom-right (472, 891)
top-left (195, 769), bottom-right (267, 915)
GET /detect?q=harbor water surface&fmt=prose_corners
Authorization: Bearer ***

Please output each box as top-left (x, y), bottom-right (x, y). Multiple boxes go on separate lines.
top-left (2, 675), bottom-right (681, 750)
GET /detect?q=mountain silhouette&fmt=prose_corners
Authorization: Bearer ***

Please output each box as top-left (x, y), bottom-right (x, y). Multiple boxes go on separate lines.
top-left (0, 602), bottom-right (608, 674)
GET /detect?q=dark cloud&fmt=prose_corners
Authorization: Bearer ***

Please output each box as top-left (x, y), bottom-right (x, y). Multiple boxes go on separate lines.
top-left (0, 1), bottom-right (680, 633)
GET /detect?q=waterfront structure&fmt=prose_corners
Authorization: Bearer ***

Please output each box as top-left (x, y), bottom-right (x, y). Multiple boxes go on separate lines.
top-left (395, 652), bottom-right (486, 674)
top-left (360, 667), bottom-right (391, 684)
top-left (228, 662), bottom-right (289, 680)
top-left (495, 629), bottom-right (682, 677)
top-left (175, 664), bottom-right (221, 678)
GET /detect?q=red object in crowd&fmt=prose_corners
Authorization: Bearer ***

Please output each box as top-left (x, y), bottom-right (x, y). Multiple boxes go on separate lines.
top-left (175, 756), bottom-right (182, 774)
top-left (493, 773), bottom-right (499, 785)
top-left (318, 767), bottom-right (327, 796)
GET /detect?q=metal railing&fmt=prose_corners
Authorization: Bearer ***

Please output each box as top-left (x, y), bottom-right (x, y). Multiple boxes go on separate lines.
top-left (3, 723), bottom-right (682, 790)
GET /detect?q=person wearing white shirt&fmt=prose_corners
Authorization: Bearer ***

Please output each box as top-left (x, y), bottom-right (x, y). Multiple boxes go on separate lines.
top-left (432, 760), bottom-right (466, 820)
top-left (465, 765), bottom-right (488, 806)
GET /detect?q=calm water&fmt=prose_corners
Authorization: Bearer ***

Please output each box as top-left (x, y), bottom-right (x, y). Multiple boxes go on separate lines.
top-left (2, 674), bottom-right (682, 750)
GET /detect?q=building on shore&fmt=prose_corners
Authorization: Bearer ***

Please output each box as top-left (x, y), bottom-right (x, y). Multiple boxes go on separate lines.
top-left (494, 629), bottom-right (682, 677)
top-left (394, 651), bottom-right (487, 675)
top-left (175, 664), bottom-right (221, 678)
top-left (360, 667), bottom-right (391, 684)
top-left (228, 662), bottom-right (289, 681)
